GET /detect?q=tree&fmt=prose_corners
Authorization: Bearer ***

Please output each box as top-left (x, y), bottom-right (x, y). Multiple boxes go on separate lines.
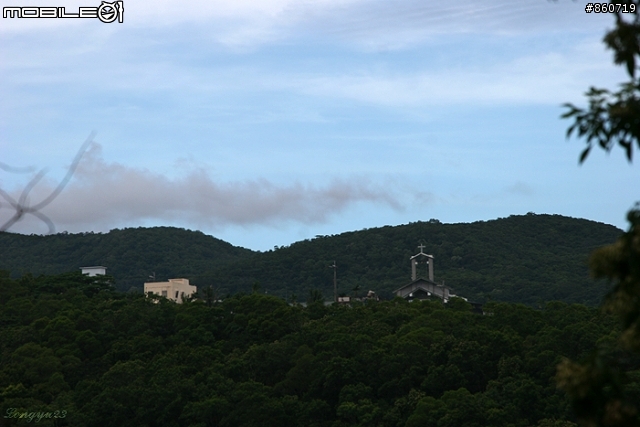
top-left (558, 2), bottom-right (640, 426)
top-left (562, 2), bottom-right (640, 162)
top-left (307, 288), bottom-right (324, 304)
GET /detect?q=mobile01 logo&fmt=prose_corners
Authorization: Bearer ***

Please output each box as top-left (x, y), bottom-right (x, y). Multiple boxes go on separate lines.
top-left (3, 1), bottom-right (124, 23)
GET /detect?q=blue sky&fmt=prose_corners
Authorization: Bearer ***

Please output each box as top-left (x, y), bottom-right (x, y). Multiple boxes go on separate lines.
top-left (0, 0), bottom-right (636, 251)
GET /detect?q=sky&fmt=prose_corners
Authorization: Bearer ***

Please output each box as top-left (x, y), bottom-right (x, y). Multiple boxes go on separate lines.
top-left (0, 0), bottom-right (637, 251)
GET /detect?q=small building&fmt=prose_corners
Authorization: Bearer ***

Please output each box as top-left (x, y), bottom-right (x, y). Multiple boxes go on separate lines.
top-left (144, 278), bottom-right (197, 304)
top-left (80, 266), bottom-right (107, 277)
top-left (336, 290), bottom-right (379, 304)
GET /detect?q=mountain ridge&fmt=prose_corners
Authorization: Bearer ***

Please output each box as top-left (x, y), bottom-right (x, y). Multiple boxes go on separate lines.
top-left (0, 213), bottom-right (622, 305)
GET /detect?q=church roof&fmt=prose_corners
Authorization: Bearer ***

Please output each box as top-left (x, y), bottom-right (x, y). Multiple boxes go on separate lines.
top-left (393, 277), bottom-right (453, 294)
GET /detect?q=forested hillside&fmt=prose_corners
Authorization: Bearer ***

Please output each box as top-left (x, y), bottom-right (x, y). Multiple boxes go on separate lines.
top-left (209, 214), bottom-right (621, 305)
top-left (0, 214), bottom-right (621, 305)
top-left (2, 271), bottom-right (636, 427)
top-left (0, 227), bottom-right (253, 292)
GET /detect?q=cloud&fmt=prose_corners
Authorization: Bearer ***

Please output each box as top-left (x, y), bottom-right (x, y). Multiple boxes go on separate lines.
top-left (270, 40), bottom-right (624, 107)
top-left (290, 0), bottom-right (611, 51)
top-left (505, 181), bottom-right (534, 196)
top-left (4, 26), bottom-right (617, 113)
top-left (0, 0), bottom-right (610, 47)
top-left (0, 0), bottom-right (365, 46)
top-left (0, 143), bottom-right (404, 234)
top-left (0, 0), bottom-right (622, 112)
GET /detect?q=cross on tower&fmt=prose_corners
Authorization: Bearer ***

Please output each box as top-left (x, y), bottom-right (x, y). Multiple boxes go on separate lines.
top-left (411, 244), bottom-right (433, 282)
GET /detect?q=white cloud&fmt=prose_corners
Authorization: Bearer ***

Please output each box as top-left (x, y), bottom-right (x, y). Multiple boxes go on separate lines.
top-left (1, 0), bottom-right (611, 47)
top-left (0, 0), bottom-right (620, 108)
top-left (3, 31), bottom-right (620, 113)
top-left (265, 40), bottom-right (625, 106)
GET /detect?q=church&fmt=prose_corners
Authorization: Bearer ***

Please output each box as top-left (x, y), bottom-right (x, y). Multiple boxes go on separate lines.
top-left (394, 245), bottom-right (463, 303)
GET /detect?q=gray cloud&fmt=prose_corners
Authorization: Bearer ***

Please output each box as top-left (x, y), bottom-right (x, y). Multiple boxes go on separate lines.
top-left (0, 143), bottom-right (403, 233)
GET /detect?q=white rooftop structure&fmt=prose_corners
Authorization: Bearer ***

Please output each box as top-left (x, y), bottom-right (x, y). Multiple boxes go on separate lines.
top-left (80, 266), bottom-right (107, 276)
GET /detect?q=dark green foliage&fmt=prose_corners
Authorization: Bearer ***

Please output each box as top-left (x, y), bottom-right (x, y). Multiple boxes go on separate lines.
top-left (0, 271), bottom-right (626, 426)
top-left (557, 3), bottom-right (640, 425)
top-left (557, 208), bottom-right (640, 426)
top-left (0, 227), bottom-right (253, 292)
top-left (0, 214), bottom-right (621, 305)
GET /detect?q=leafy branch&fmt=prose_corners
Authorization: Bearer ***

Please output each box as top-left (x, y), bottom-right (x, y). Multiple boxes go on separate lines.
top-left (562, 82), bottom-right (640, 162)
top-left (562, 1), bottom-right (640, 163)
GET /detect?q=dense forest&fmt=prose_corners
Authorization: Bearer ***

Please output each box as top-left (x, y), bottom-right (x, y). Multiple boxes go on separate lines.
top-left (0, 214), bottom-right (621, 306)
top-left (2, 270), bottom-right (638, 426)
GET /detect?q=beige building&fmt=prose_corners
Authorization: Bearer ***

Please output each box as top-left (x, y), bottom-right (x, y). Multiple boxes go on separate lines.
top-left (144, 278), bottom-right (197, 303)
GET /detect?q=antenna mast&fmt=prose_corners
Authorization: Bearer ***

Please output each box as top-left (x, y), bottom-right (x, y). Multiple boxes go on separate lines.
top-left (329, 261), bottom-right (337, 302)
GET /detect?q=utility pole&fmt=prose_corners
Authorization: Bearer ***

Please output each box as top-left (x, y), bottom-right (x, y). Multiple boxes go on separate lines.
top-left (329, 261), bottom-right (337, 302)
